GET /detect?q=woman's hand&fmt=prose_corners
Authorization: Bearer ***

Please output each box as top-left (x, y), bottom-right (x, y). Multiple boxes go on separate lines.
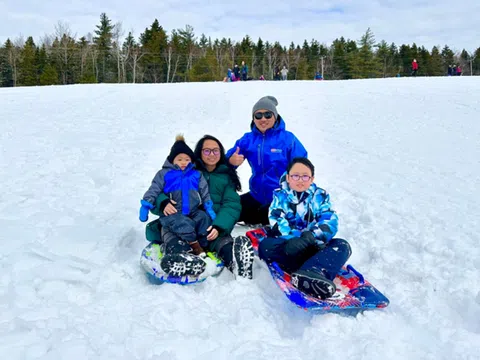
top-left (229, 147), bottom-right (245, 166)
top-left (163, 200), bottom-right (178, 216)
top-left (206, 226), bottom-right (219, 241)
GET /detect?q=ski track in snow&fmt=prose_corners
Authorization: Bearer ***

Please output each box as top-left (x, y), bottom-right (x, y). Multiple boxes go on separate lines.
top-left (1, 78), bottom-right (479, 359)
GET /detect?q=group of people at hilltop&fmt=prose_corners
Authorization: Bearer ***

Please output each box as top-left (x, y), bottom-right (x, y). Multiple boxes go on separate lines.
top-left (225, 61), bottom-right (249, 82)
top-left (138, 95), bottom-right (352, 300)
top-left (447, 64), bottom-right (462, 76)
top-left (410, 59), bottom-right (463, 77)
top-left (225, 63), bottom-right (323, 82)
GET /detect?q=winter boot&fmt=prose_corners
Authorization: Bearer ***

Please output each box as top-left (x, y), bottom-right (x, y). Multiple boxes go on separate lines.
top-left (291, 269), bottom-right (336, 300)
top-left (160, 252), bottom-right (206, 277)
top-left (189, 241), bottom-right (205, 256)
top-left (231, 236), bottom-right (255, 279)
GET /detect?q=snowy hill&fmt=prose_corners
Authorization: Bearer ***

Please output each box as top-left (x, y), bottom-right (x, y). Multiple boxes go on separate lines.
top-left (1, 77), bottom-right (479, 359)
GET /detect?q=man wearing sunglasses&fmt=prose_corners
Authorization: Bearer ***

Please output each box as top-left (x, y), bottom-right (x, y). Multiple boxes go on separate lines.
top-left (226, 95), bottom-right (308, 226)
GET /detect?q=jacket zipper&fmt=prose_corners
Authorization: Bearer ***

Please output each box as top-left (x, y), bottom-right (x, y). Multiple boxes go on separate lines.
top-left (261, 133), bottom-right (266, 200)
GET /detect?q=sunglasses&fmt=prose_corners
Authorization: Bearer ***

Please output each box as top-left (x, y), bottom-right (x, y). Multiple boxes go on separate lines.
top-left (202, 148), bottom-right (221, 156)
top-left (254, 111), bottom-right (274, 120)
top-left (289, 174), bottom-right (312, 182)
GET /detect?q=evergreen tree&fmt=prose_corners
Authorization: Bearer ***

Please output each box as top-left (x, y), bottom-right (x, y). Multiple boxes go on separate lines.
top-left (0, 16), bottom-right (478, 86)
top-left (441, 45), bottom-right (455, 74)
top-left (0, 45), bottom-right (13, 86)
top-left (178, 25), bottom-right (197, 81)
top-left (389, 43), bottom-right (400, 76)
top-left (474, 47), bottom-right (480, 75)
top-left (4, 39), bottom-right (19, 86)
top-left (357, 28), bottom-right (377, 78)
top-left (254, 38), bottom-right (266, 77)
top-left (399, 44), bottom-right (413, 76)
top-left (198, 33), bottom-right (208, 56)
top-left (331, 37), bottom-right (347, 79)
top-left (189, 48), bottom-right (217, 82)
top-left (295, 57), bottom-right (309, 80)
top-left (417, 46), bottom-right (431, 76)
top-left (428, 46), bottom-right (444, 76)
top-left (19, 36), bottom-right (38, 86)
top-left (344, 40), bottom-right (359, 79)
top-left (140, 19), bottom-right (168, 83)
top-left (39, 64), bottom-right (59, 85)
top-left (93, 12), bottom-right (115, 82)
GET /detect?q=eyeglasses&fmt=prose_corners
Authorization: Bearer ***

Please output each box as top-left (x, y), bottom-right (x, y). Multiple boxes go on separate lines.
top-left (254, 111), bottom-right (274, 120)
top-left (289, 174), bottom-right (312, 182)
top-left (202, 148), bottom-right (221, 156)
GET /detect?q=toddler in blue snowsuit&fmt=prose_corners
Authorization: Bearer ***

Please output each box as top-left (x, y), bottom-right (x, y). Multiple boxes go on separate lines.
top-left (259, 157), bottom-right (352, 300)
top-left (139, 135), bottom-right (216, 256)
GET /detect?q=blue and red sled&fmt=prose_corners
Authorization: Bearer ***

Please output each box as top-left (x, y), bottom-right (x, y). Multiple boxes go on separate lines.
top-left (246, 228), bottom-right (390, 313)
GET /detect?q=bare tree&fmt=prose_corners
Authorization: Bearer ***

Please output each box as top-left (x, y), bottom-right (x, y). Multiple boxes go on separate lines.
top-left (165, 45), bottom-right (174, 83)
top-left (266, 44), bottom-right (278, 79)
top-left (77, 36), bottom-right (90, 79)
top-left (82, 32), bottom-right (99, 81)
top-left (8, 36), bottom-right (25, 86)
top-left (131, 46), bottom-right (145, 83)
top-left (165, 30), bottom-right (175, 83)
top-left (121, 30), bottom-right (136, 83)
top-left (293, 47), bottom-right (303, 80)
top-left (112, 22), bottom-right (125, 82)
top-left (468, 51), bottom-right (477, 76)
top-left (178, 25), bottom-right (196, 81)
top-left (229, 41), bottom-right (236, 66)
top-left (213, 40), bottom-right (225, 77)
top-left (39, 34), bottom-right (54, 48)
top-left (53, 21), bottom-right (77, 84)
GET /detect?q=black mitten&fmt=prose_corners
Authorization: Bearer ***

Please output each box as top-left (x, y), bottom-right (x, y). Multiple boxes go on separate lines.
top-left (302, 230), bottom-right (326, 250)
top-left (284, 235), bottom-right (316, 256)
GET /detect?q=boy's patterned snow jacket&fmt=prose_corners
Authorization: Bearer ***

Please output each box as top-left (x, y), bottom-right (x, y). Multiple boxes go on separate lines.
top-left (269, 173), bottom-right (338, 242)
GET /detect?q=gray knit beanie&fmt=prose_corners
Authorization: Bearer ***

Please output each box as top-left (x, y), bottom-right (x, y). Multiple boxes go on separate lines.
top-left (252, 96), bottom-right (278, 119)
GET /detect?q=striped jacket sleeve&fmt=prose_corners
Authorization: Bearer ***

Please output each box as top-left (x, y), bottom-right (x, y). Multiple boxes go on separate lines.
top-left (268, 190), bottom-right (295, 237)
top-left (307, 189), bottom-right (339, 242)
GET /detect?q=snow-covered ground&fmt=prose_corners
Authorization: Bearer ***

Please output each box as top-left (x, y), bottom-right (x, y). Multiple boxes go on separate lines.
top-left (1, 77), bottom-right (479, 359)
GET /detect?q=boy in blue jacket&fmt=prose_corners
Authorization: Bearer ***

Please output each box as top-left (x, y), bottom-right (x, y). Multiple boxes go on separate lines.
top-left (139, 135), bottom-right (216, 276)
top-left (226, 96), bottom-right (307, 226)
top-left (259, 157), bottom-right (352, 299)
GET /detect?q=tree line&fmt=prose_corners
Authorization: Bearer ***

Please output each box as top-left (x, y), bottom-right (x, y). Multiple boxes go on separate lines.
top-left (1, 13), bottom-right (479, 87)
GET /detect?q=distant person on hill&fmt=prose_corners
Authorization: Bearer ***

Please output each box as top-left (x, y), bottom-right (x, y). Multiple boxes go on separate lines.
top-left (281, 66), bottom-right (288, 80)
top-left (411, 59), bottom-right (419, 76)
top-left (241, 61), bottom-right (248, 81)
top-left (274, 66), bottom-right (281, 80)
top-left (233, 64), bottom-right (240, 80)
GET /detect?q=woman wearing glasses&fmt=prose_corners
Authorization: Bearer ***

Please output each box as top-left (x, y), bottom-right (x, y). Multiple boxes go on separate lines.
top-left (192, 135), bottom-right (255, 279)
top-left (226, 95), bottom-right (308, 226)
top-left (258, 157), bottom-right (352, 299)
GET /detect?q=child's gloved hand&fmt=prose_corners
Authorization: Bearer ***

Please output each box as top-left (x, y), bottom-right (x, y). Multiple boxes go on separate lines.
top-left (285, 234), bottom-right (315, 256)
top-left (301, 230), bottom-right (326, 250)
top-left (204, 200), bottom-right (216, 220)
top-left (139, 199), bottom-right (155, 222)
